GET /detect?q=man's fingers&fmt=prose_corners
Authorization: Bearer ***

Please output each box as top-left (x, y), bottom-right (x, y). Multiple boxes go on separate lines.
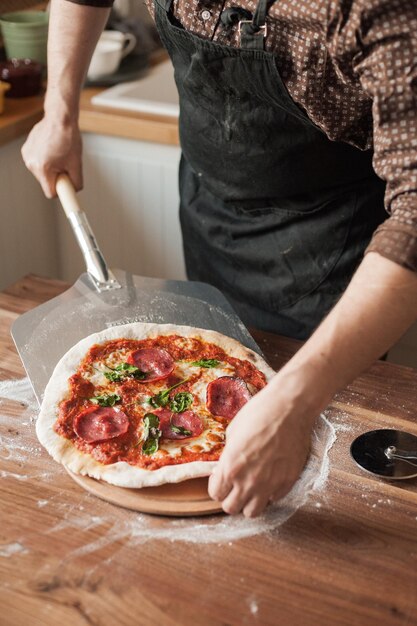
top-left (212, 477), bottom-right (274, 517)
top-left (21, 152), bottom-right (58, 198)
top-left (221, 486), bottom-right (246, 515)
top-left (25, 161), bottom-right (81, 199)
top-left (38, 171), bottom-right (58, 199)
top-left (208, 468), bottom-right (233, 502)
top-left (243, 494), bottom-right (271, 518)
top-left (70, 169), bottom-right (83, 192)
top-left (66, 161), bottom-right (83, 192)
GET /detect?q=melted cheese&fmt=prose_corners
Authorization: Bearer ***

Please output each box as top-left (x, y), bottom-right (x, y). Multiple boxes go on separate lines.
top-left (84, 349), bottom-right (132, 386)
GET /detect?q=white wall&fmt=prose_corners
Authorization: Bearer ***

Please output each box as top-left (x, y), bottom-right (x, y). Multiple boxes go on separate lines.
top-left (0, 137), bottom-right (59, 291)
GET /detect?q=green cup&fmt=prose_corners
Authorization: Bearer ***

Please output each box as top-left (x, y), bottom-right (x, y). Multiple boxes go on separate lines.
top-left (0, 11), bottom-right (49, 66)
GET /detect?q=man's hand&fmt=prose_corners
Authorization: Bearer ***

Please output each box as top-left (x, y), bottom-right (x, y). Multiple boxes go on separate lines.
top-left (22, 117), bottom-right (82, 198)
top-left (209, 253), bottom-right (417, 517)
top-left (208, 367), bottom-right (326, 518)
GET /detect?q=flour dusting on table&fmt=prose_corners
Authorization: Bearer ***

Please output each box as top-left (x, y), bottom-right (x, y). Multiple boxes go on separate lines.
top-left (0, 542), bottom-right (29, 558)
top-left (1, 377), bottom-right (338, 553)
top-left (0, 378), bottom-right (37, 412)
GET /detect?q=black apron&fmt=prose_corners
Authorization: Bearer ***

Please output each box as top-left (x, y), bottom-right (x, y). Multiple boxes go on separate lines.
top-left (154, 0), bottom-right (387, 339)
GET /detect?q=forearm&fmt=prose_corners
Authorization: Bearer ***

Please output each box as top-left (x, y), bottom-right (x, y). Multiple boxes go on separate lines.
top-left (45, 0), bottom-right (110, 122)
top-left (271, 252), bottom-right (417, 413)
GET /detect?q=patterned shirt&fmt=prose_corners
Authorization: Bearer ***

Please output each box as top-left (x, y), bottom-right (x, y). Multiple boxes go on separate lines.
top-left (68, 0), bottom-right (417, 272)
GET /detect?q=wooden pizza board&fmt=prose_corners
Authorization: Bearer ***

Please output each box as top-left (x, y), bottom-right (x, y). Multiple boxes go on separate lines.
top-left (65, 468), bottom-right (224, 517)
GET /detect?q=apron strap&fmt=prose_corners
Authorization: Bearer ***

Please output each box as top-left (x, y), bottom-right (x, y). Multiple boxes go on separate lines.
top-left (240, 0), bottom-right (276, 50)
top-left (163, 0), bottom-right (173, 11)
top-left (220, 7), bottom-right (252, 27)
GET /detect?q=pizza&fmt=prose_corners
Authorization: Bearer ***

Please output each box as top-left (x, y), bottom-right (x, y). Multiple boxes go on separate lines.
top-left (36, 323), bottom-right (275, 488)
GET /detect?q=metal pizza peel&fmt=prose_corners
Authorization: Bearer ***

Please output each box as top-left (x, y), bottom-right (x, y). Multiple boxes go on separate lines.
top-left (11, 174), bottom-right (261, 516)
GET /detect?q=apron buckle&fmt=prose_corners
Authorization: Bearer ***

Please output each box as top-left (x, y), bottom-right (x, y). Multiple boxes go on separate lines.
top-left (238, 20), bottom-right (267, 39)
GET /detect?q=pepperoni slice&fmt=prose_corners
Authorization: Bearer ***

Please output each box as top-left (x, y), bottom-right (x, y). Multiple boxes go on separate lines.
top-left (206, 376), bottom-right (251, 420)
top-left (73, 406), bottom-right (129, 443)
top-left (151, 408), bottom-right (204, 440)
top-left (127, 348), bottom-right (174, 382)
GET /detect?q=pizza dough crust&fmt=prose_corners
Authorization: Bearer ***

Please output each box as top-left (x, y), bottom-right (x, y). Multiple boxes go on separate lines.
top-left (36, 323), bottom-right (275, 488)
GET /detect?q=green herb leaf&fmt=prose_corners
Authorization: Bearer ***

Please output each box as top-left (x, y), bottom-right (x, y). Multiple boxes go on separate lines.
top-left (169, 391), bottom-right (193, 413)
top-left (143, 412), bottom-right (160, 437)
top-left (142, 438), bottom-right (159, 455)
top-left (190, 359), bottom-right (220, 368)
top-left (148, 378), bottom-right (189, 409)
top-left (170, 423), bottom-right (192, 437)
top-left (148, 390), bottom-right (170, 409)
top-left (90, 393), bottom-right (121, 407)
top-left (104, 370), bottom-right (125, 383)
top-left (104, 362), bottom-right (147, 383)
top-left (141, 413), bottom-right (162, 456)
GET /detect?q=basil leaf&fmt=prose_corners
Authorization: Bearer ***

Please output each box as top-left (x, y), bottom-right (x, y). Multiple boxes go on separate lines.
top-left (104, 370), bottom-right (125, 383)
top-left (170, 423), bottom-right (192, 436)
top-left (169, 391), bottom-right (193, 413)
top-left (190, 359), bottom-right (220, 368)
top-left (142, 413), bottom-right (162, 456)
top-left (90, 393), bottom-right (121, 407)
top-left (142, 438), bottom-right (159, 455)
top-left (143, 412), bottom-right (160, 435)
top-left (116, 363), bottom-right (145, 376)
top-left (148, 378), bottom-right (189, 409)
top-left (104, 362), bottom-right (147, 382)
top-left (149, 389), bottom-right (170, 409)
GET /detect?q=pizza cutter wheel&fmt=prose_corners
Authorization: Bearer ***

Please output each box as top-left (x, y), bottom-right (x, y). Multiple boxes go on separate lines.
top-left (65, 468), bottom-right (223, 516)
top-left (350, 429), bottom-right (417, 480)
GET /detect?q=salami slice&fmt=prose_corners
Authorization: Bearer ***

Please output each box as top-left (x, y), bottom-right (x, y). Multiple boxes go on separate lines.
top-left (127, 348), bottom-right (174, 382)
top-left (206, 376), bottom-right (251, 420)
top-left (74, 406), bottom-right (129, 443)
top-left (152, 408), bottom-right (204, 440)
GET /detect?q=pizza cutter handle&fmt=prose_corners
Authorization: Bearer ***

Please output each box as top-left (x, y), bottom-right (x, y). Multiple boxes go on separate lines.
top-left (385, 446), bottom-right (417, 465)
top-left (55, 173), bottom-right (120, 291)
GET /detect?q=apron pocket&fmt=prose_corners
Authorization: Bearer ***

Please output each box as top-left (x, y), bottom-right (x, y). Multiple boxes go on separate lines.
top-left (180, 166), bottom-right (359, 312)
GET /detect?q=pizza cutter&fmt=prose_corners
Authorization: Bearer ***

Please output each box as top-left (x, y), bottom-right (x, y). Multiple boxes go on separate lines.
top-left (350, 429), bottom-right (417, 480)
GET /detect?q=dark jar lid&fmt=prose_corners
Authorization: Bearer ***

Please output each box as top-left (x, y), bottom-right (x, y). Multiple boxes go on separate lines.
top-left (0, 58), bottom-right (43, 97)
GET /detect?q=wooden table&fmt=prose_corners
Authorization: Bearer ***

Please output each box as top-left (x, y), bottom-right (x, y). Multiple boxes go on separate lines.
top-left (1, 275), bottom-right (417, 626)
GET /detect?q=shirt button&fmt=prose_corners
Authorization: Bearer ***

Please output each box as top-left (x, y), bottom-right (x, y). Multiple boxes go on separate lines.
top-left (200, 9), bottom-right (212, 21)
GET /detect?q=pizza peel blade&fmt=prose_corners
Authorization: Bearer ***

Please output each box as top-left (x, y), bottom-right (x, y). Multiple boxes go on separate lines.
top-left (11, 174), bottom-right (262, 406)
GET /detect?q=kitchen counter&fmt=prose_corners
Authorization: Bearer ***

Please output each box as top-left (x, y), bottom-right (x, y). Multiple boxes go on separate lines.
top-left (0, 51), bottom-right (179, 148)
top-left (0, 90), bottom-right (45, 147)
top-left (1, 274), bottom-right (417, 626)
top-left (79, 82), bottom-right (179, 146)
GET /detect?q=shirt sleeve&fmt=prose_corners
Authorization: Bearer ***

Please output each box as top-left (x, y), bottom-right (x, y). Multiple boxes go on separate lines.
top-left (65, 0), bottom-right (114, 7)
top-left (328, 0), bottom-right (417, 272)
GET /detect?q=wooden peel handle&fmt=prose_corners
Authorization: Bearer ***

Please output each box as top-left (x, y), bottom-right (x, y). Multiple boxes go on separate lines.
top-left (56, 173), bottom-right (83, 218)
top-left (55, 173), bottom-right (120, 291)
